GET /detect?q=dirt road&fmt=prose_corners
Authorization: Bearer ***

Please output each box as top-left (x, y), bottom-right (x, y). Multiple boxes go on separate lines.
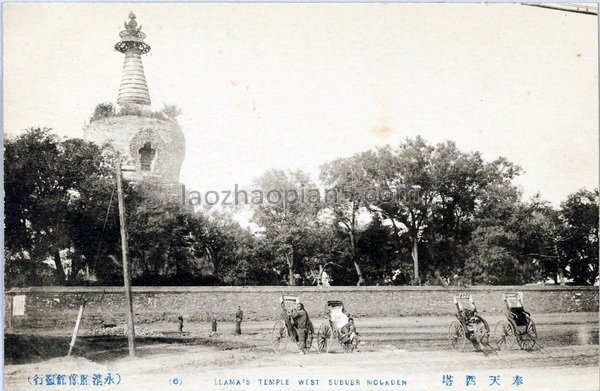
top-left (4, 313), bottom-right (598, 391)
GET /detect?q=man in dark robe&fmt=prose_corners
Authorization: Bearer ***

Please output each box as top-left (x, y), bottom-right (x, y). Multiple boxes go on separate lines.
top-left (235, 306), bottom-right (243, 334)
top-left (290, 302), bottom-right (310, 354)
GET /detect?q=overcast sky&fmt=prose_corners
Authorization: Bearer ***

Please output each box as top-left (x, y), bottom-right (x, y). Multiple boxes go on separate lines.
top-left (4, 3), bottom-right (598, 205)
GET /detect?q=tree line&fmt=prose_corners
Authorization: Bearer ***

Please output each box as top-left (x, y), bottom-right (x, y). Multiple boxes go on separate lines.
top-left (5, 128), bottom-right (598, 287)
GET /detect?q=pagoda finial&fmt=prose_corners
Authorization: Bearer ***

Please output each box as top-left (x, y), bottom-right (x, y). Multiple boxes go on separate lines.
top-left (124, 12), bottom-right (142, 33)
top-left (115, 12), bottom-right (149, 54)
top-left (115, 12), bottom-right (151, 106)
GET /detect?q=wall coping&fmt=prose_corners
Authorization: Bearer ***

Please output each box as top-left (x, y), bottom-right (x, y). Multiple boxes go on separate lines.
top-left (6, 285), bottom-right (599, 295)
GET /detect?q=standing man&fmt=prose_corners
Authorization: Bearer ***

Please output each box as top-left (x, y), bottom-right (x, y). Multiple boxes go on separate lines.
top-left (211, 318), bottom-right (218, 335)
top-left (290, 302), bottom-right (310, 354)
top-left (177, 316), bottom-right (184, 333)
top-left (177, 315), bottom-right (183, 333)
top-left (235, 306), bottom-right (244, 334)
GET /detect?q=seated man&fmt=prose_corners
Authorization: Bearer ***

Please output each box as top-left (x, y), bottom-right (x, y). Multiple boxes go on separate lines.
top-left (339, 318), bottom-right (360, 351)
top-left (465, 312), bottom-right (490, 350)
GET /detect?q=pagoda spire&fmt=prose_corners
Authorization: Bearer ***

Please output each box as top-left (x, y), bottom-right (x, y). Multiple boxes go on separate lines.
top-left (115, 12), bottom-right (151, 106)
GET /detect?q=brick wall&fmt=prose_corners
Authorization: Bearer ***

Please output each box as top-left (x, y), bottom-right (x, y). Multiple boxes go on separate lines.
top-left (5, 286), bottom-right (598, 330)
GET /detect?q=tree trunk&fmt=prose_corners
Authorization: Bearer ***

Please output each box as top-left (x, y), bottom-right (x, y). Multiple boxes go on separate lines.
top-left (318, 264), bottom-right (323, 286)
top-left (411, 238), bottom-right (420, 285)
top-left (348, 229), bottom-right (364, 285)
top-left (558, 268), bottom-right (565, 285)
top-left (206, 246), bottom-right (219, 278)
top-left (389, 219), bottom-right (403, 248)
top-left (53, 249), bottom-right (66, 284)
top-left (142, 249), bottom-right (149, 276)
top-left (70, 265), bottom-right (82, 282)
top-left (389, 219), bottom-right (407, 280)
top-left (553, 243), bottom-right (563, 285)
top-left (353, 260), bottom-right (365, 286)
top-left (287, 252), bottom-right (295, 286)
top-left (69, 256), bottom-right (83, 281)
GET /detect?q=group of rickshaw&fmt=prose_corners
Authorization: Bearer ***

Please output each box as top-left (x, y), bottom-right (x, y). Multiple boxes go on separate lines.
top-left (449, 292), bottom-right (538, 352)
top-left (272, 295), bottom-right (359, 353)
top-left (271, 291), bottom-right (539, 354)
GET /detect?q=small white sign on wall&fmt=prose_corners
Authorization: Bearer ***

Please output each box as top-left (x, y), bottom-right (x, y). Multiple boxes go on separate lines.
top-left (13, 295), bottom-right (25, 316)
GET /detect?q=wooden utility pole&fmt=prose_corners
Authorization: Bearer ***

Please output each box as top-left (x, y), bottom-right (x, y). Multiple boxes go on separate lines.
top-left (116, 162), bottom-right (136, 358)
top-left (7, 294), bottom-right (13, 332)
top-left (68, 302), bottom-right (86, 356)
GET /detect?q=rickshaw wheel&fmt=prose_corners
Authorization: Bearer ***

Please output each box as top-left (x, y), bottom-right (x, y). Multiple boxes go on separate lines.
top-left (317, 323), bottom-right (333, 353)
top-left (272, 320), bottom-right (288, 353)
top-left (448, 320), bottom-right (467, 352)
top-left (494, 320), bottom-right (515, 350)
top-left (517, 319), bottom-right (537, 350)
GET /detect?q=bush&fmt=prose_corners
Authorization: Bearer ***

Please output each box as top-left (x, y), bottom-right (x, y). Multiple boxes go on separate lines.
top-left (89, 102), bottom-right (182, 123)
top-left (160, 104), bottom-right (182, 119)
top-left (90, 103), bottom-right (115, 122)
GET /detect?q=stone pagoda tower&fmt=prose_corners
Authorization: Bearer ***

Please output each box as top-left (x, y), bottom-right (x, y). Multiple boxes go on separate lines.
top-left (84, 12), bottom-right (185, 187)
top-left (115, 12), bottom-right (152, 106)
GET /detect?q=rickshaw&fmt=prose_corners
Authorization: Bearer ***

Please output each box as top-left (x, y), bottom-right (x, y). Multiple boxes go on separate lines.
top-left (316, 300), bottom-right (357, 353)
top-left (448, 294), bottom-right (493, 352)
top-left (271, 295), bottom-right (314, 353)
top-left (494, 292), bottom-right (538, 350)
